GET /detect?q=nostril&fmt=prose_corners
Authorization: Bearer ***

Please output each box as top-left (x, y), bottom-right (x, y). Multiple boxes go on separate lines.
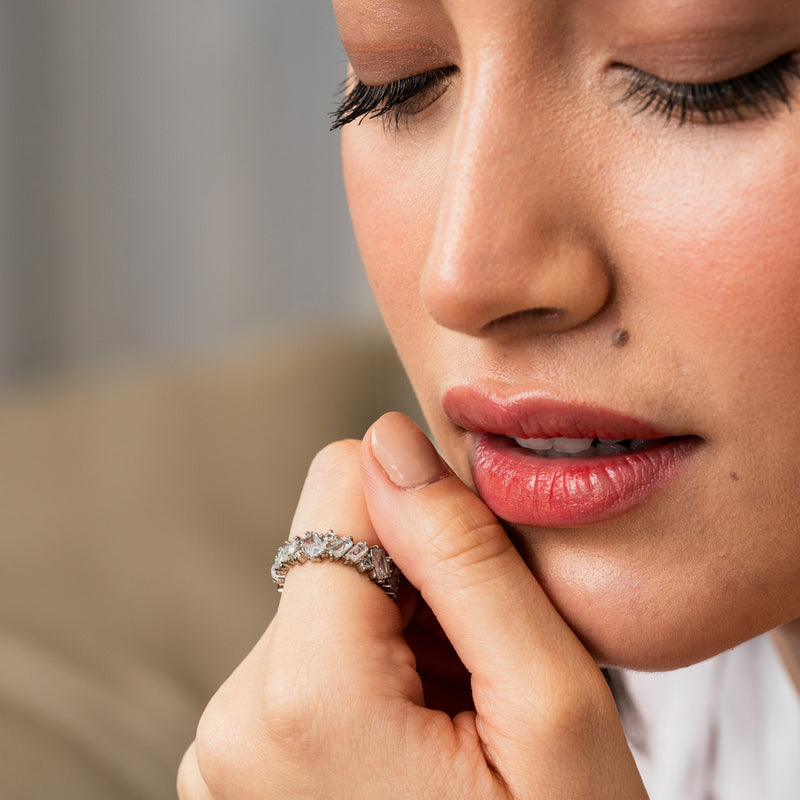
top-left (529, 307), bottom-right (563, 321)
top-left (484, 306), bottom-right (567, 332)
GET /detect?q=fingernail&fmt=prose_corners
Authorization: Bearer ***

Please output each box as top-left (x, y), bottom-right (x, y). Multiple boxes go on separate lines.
top-left (370, 413), bottom-right (450, 489)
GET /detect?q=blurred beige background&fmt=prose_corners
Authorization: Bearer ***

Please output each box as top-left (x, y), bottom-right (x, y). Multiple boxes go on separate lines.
top-left (0, 3), bottom-right (416, 798)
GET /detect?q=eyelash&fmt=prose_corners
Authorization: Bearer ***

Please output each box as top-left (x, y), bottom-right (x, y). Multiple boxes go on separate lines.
top-left (330, 52), bottom-right (800, 130)
top-left (619, 52), bottom-right (800, 125)
top-left (330, 67), bottom-right (457, 130)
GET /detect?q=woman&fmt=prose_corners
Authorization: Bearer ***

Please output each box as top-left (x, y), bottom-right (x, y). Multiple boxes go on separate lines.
top-left (178, 0), bottom-right (800, 796)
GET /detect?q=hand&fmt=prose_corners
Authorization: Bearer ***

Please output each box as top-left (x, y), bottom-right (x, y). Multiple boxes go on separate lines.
top-left (177, 412), bottom-right (648, 799)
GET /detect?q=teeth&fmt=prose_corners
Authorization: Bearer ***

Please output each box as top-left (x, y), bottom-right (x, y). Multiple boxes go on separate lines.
top-left (514, 436), bottom-right (595, 455)
top-left (514, 437), bottom-right (553, 451)
top-left (513, 436), bottom-right (652, 457)
top-left (551, 437), bottom-right (595, 454)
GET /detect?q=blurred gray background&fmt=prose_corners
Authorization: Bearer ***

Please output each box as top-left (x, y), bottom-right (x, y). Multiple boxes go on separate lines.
top-left (0, 0), bottom-right (377, 387)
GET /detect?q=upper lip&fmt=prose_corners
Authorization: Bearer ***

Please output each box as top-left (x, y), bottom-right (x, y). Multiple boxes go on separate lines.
top-left (442, 385), bottom-right (678, 441)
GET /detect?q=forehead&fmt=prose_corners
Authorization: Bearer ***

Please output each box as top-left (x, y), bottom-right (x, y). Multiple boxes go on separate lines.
top-left (334, 0), bottom-right (800, 77)
top-left (333, 0), bottom-right (800, 76)
top-left (333, 0), bottom-right (798, 28)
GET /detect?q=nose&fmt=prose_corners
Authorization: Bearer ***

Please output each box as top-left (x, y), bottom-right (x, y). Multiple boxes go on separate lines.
top-left (421, 79), bottom-right (612, 337)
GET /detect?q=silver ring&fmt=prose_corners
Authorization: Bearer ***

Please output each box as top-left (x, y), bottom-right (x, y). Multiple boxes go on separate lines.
top-left (271, 530), bottom-right (401, 599)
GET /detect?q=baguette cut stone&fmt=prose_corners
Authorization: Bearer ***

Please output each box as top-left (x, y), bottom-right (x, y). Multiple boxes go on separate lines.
top-left (371, 546), bottom-right (390, 581)
top-left (328, 535), bottom-right (353, 559)
top-left (287, 537), bottom-right (303, 559)
top-left (277, 544), bottom-right (292, 564)
top-left (344, 541), bottom-right (369, 564)
top-left (270, 533), bottom-right (400, 599)
top-left (356, 550), bottom-right (374, 573)
top-left (302, 531), bottom-right (326, 559)
top-left (290, 537), bottom-right (308, 564)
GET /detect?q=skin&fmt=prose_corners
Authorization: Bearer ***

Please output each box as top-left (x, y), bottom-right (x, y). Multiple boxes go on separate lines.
top-left (340, 0), bottom-right (800, 670)
top-left (178, 0), bottom-right (800, 796)
top-left (179, 425), bottom-right (649, 798)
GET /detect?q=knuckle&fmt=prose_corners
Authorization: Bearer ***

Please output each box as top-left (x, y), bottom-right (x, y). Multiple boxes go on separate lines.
top-left (291, 437), bottom-right (371, 548)
top-left (193, 649), bottom-right (341, 796)
top-left (307, 439), bottom-right (362, 480)
top-left (176, 743), bottom-right (205, 799)
top-left (193, 665), bottom-right (286, 798)
top-left (425, 501), bottom-right (513, 582)
top-left (193, 689), bottom-right (250, 798)
top-left (258, 677), bottom-right (321, 752)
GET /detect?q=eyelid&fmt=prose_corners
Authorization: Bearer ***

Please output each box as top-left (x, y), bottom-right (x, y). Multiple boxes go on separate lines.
top-left (343, 43), bottom-right (454, 86)
top-left (330, 66), bottom-right (457, 130)
top-left (615, 51), bottom-right (800, 125)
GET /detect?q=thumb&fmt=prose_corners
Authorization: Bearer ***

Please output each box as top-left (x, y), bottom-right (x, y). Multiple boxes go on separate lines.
top-left (361, 412), bottom-right (593, 696)
top-left (360, 413), bottom-right (645, 798)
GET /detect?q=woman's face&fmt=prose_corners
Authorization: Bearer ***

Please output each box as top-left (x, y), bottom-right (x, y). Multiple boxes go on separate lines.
top-left (333, 0), bottom-right (800, 670)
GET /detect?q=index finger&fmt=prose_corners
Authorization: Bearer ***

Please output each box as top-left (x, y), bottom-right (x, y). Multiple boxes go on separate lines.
top-left (277, 439), bottom-right (407, 634)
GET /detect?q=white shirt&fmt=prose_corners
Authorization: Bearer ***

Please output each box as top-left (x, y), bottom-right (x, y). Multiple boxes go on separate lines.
top-left (623, 635), bottom-right (800, 799)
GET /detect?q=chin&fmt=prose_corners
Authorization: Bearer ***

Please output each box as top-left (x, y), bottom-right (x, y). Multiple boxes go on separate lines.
top-left (577, 621), bottom-right (748, 673)
top-left (535, 565), bottom-right (789, 673)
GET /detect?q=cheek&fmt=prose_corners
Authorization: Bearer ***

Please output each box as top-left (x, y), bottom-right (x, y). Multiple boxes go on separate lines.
top-left (617, 129), bottom-right (800, 433)
top-left (554, 132), bottom-right (800, 666)
top-left (342, 127), bottom-right (446, 378)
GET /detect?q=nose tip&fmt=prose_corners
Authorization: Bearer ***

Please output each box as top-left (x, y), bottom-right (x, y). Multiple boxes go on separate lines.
top-left (422, 241), bottom-right (613, 337)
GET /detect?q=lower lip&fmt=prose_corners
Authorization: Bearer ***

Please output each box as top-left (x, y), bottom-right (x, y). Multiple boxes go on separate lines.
top-left (471, 435), bottom-right (699, 527)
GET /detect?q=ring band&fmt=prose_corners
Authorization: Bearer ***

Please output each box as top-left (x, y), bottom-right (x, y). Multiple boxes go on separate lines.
top-left (271, 530), bottom-right (401, 599)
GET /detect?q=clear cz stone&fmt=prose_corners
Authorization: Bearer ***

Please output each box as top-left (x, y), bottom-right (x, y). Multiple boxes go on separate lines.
top-left (370, 547), bottom-right (390, 581)
top-left (287, 536), bottom-right (307, 563)
top-left (328, 535), bottom-right (353, 559)
top-left (357, 550), bottom-right (374, 573)
top-left (277, 544), bottom-right (292, 564)
top-left (344, 541), bottom-right (368, 564)
top-left (270, 564), bottom-right (285, 583)
top-left (322, 530), bottom-right (338, 549)
top-left (302, 531), bottom-right (326, 559)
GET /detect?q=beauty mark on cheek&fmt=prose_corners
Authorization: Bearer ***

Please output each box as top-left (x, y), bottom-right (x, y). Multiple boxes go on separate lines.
top-left (612, 329), bottom-right (630, 347)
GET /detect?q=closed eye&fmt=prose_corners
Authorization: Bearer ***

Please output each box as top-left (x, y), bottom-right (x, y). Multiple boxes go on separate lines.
top-left (616, 51), bottom-right (800, 125)
top-left (330, 66), bottom-right (457, 130)
top-left (331, 52), bottom-right (800, 131)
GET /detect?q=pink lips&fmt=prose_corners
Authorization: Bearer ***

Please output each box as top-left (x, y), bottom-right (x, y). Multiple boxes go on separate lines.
top-left (443, 387), bottom-right (700, 527)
